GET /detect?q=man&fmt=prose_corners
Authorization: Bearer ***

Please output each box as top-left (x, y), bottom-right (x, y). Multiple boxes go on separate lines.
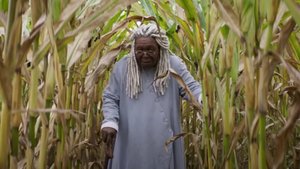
top-left (101, 23), bottom-right (202, 169)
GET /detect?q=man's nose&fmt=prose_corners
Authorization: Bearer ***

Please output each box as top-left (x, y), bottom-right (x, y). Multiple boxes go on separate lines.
top-left (141, 52), bottom-right (151, 58)
top-left (141, 51), bottom-right (149, 56)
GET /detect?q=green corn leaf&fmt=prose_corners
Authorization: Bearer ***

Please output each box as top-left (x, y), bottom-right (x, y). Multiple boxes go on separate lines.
top-left (193, 0), bottom-right (206, 29)
top-left (0, 0), bottom-right (8, 12)
top-left (52, 0), bottom-right (61, 21)
top-left (231, 46), bottom-right (239, 84)
top-left (175, 16), bottom-right (194, 45)
top-left (220, 25), bottom-right (230, 39)
top-left (140, 0), bottom-right (156, 16)
top-left (175, 0), bottom-right (197, 21)
top-left (284, 0), bottom-right (300, 27)
top-left (102, 10), bottom-right (123, 34)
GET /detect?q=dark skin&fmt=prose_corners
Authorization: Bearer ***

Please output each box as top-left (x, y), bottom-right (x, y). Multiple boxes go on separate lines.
top-left (101, 127), bottom-right (117, 158)
top-left (101, 36), bottom-right (160, 159)
top-left (134, 36), bottom-right (160, 69)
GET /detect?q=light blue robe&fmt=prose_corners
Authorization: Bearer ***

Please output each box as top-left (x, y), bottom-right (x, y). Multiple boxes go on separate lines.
top-left (102, 54), bottom-right (201, 169)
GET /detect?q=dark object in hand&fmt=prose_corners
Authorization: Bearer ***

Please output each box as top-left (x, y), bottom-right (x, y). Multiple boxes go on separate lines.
top-left (101, 127), bottom-right (117, 158)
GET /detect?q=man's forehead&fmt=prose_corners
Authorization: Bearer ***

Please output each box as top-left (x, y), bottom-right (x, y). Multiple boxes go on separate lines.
top-left (135, 37), bottom-right (158, 46)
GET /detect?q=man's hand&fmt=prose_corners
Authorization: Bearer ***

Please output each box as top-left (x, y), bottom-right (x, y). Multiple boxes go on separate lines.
top-left (101, 127), bottom-right (117, 159)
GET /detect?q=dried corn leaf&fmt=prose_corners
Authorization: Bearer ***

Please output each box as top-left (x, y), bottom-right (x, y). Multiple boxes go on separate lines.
top-left (213, 0), bottom-right (245, 42)
top-left (17, 14), bottom-right (46, 68)
top-left (66, 30), bottom-right (92, 69)
top-left (0, 12), bottom-right (7, 28)
top-left (155, 68), bottom-right (202, 110)
top-left (165, 132), bottom-right (190, 152)
top-left (273, 93), bottom-right (300, 168)
top-left (85, 46), bottom-right (123, 92)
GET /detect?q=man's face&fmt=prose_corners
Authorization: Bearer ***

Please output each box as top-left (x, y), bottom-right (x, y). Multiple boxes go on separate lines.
top-left (134, 37), bottom-right (160, 69)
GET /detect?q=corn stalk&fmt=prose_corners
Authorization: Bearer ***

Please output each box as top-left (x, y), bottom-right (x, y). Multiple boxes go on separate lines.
top-left (0, 0), bottom-right (22, 168)
top-left (0, 0), bottom-right (300, 168)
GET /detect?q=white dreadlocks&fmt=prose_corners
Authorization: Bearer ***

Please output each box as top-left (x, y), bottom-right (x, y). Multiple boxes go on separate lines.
top-left (126, 23), bottom-right (171, 99)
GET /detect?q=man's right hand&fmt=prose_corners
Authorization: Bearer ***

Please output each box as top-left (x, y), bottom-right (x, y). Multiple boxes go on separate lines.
top-left (101, 127), bottom-right (117, 158)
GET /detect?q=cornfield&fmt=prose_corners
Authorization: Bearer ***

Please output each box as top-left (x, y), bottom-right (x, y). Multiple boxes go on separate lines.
top-left (0, 0), bottom-right (299, 168)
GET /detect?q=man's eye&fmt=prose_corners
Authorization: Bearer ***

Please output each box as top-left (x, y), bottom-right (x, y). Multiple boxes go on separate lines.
top-left (135, 50), bottom-right (143, 55)
top-left (147, 50), bottom-right (154, 54)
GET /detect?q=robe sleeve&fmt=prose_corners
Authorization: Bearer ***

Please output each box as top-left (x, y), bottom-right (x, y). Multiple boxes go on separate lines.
top-left (176, 58), bottom-right (202, 103)
top-left (101, 66), bottom-right (120, 131)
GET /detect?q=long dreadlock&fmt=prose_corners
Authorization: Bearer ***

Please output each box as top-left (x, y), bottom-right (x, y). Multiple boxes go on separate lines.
top-left (126, 23), bottom-right (171, 99)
